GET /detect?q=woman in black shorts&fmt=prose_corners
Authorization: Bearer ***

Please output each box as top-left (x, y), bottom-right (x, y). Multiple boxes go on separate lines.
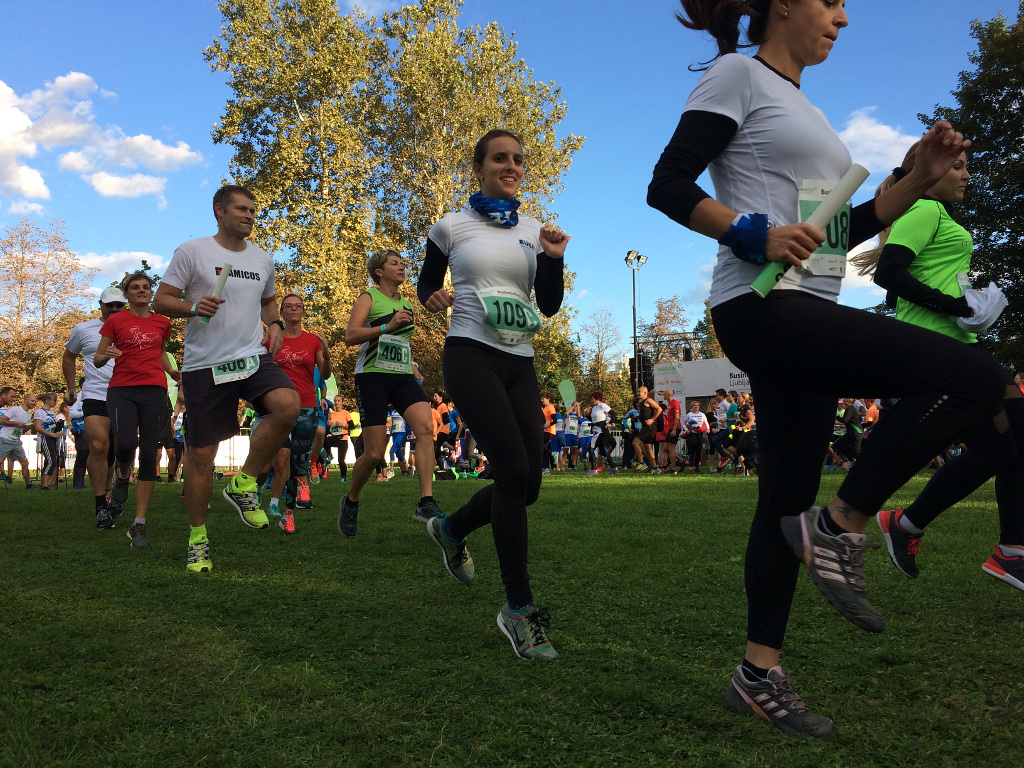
top-left (338, 250), bottom-right (440, 537)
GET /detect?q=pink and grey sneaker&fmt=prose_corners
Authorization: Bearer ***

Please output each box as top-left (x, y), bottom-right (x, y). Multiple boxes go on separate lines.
top-left (982, 547), bottom-right (1024, 593)
top-left (723, 666), bottom-right (833, 738)
top-left (781, 506), bottom-right (885, 633)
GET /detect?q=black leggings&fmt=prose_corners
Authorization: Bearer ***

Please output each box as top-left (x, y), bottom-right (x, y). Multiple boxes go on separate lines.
top-left (712, 291), bottom-right (1006, 650)
top-left (39, 435), bottom-right (59, 476)
top-left (443, 342), bottom-right (543, 608)
top-left (324, 436), bottom-right (349, 479)
top-left (903, 360), bottom-right (1024, 543)
top-left (685, 432), bottom-right (705, 468)
top-left (107, 386), bottom-right (171, 482)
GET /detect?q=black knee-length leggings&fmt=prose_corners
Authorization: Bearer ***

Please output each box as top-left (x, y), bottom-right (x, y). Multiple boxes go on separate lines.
top-left (442, 341), bottom-right (543, 608)
top-left (712, 291), bottom-right (1007, 650)
top-left (107, 386), bottom-right (170, 482)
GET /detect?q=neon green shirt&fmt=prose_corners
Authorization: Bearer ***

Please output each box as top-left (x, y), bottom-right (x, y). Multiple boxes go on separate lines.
top-left (887, 199), bottom-right (975, 344)
top-left (353, 287), bottom-right (416, 375)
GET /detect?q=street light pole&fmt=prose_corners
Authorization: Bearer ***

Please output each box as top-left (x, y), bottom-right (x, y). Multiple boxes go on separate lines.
top-left (625, 250), bottom-right (648, 392)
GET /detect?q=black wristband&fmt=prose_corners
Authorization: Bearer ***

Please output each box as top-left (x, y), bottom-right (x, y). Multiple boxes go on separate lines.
top-left (270, 320), bottom-right (285, 331)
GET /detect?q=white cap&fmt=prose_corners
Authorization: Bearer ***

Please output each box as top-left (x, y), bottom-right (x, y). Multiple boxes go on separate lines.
top-left (99, 286), bottom-right (125, 304)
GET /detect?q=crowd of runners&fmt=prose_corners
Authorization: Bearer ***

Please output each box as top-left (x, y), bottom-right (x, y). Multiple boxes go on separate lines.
top-left (5, 0), bottom-right (1024, 739)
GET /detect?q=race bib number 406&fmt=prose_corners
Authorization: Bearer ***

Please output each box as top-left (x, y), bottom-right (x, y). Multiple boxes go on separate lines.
top-left (480, 288), bottom-right (541, 346)
top-left (799, 178), bottom-right (850, 278)
top-left (377, 334), bottom-right (411, 373)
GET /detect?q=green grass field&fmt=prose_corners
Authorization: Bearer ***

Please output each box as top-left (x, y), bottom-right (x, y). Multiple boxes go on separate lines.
top-left (1, 469), bottom-right (1021, 767)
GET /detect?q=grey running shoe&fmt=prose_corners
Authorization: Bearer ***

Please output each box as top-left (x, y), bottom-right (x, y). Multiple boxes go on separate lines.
top-left (95, 506), bottom-right (115, 530)
top-left (497, 603), bottom-right (560, 660)
top-left (781, 506), bottom-right (885, 633)
top-left (412, 498), bottom-right (443, 524)
top-left (723, 666), bottom-right (833, 738)
top-left (127, 522), bottom-right (148, 548)
top-left (111, 472), bottom-right (130, 504)
top-left (223, 478), bottom-right (269, 529)
top-left (107, 498), bottom-right (125, 520)
top-left (876, 508), bottom-right (920, 579)
top-left (338, 495), bottom-right (358, 538)
top-left (427, 515), bottom-right (474, 584)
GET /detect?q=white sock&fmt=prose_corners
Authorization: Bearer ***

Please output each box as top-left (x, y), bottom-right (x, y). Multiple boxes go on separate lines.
top-left (898, 513), bottom-right (924, 537)
top-left (270, 497), bottom-right (280, 509)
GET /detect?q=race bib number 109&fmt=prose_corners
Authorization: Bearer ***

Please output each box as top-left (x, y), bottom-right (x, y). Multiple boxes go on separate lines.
top-left (480, 288), bottom-right (542, 346)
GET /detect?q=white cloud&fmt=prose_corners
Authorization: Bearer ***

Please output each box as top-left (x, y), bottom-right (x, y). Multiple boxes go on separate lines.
top-left (8, 200), bottom-right (45, 215)
top-left (577, 289), bottom-right (588, 298)
top-left (85, 171), bottom-right (166, 198)
top-left (58, 150), bottom-right (94, 172)
top-left (342, 1), bottom-right (402, 16)
top-left (0, 72), bottom-right (201, 204)
top-left (838, 238), bottom-right (886, 301)
top-left (838, 108), bottom-right (919, 175)
top-left (106, 133), bottom-right (202, 171)
top-left (80, 250), bottom-right (169, 286)
top-left (0, 82), bottom-right (49, 199)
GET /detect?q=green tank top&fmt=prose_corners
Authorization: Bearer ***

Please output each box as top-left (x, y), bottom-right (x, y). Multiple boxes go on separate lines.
top-left (354, 286), bottom-right (416, 375)
top-left (887, 199), bottom-right (975, 344)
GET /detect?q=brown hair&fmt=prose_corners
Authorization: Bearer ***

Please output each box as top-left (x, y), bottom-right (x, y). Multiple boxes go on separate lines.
top-left (213, 184), bottom-right (255, 221)
top-left (473, 130), bottom-right (523, 165)
top-left (121, 272), bottom-right (154, 294)
top-left (850, 141), bottom-right (921, 276)
top-left (677, 0), bottom-right (773, 69)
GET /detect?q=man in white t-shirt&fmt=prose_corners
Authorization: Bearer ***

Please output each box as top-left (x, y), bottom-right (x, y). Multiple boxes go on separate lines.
top-left (63, 286), bottom-right (125, 527)
top-left (153, 184), bottom-right (299, 574)
top-left (0, 391), bottom-right (39, 489)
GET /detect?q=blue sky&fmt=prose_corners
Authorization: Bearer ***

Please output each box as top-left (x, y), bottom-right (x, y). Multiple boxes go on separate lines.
top-left (0, 0), bottom-right (1017, 358)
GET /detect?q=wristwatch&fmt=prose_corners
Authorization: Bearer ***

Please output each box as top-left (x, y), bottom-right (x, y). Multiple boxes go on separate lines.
top-left (270, 320), bottom-right (285, 331)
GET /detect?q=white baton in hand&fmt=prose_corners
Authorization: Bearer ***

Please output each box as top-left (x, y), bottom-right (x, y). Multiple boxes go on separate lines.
top-left (750, 164), bottom-right (870, 298)
top-left (201, 263), bottom-right (232, 324)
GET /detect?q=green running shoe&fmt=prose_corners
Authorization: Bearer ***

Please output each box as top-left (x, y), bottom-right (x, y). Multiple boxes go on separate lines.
top-left (723, 665), bottom-right (833, 738)
top-left (223, 475), bottom-right (268, 529)
top-left (186, 541), bottom-right (212, 573)
top-left (267, 501), bottom-right (282, 522)
top-left (497, 603), bottom-right (560, 661)
top-left (780, 506), bottom-right (884, 633)
top-left (427, 515), bottom-right (474, 584)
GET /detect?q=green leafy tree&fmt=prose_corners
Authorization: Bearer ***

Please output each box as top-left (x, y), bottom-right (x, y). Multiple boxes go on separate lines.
top-left (206, 0), bottom-right (584, 398)
top-left (924, 3), bottom-right (1024, 369)
top-left (691, 297), bottom-right (724, 359)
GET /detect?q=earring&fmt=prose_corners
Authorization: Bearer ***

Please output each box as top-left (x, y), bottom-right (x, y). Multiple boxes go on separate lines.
top-left (783, 11), bottom-right (789, 17)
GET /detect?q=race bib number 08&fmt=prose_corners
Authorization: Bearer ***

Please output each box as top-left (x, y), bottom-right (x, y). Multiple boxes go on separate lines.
top-left (799, 179), bottom-right (850, 277)
top-left (212, 355), bottom-right (260, 385)
top-left (480, 288), bottom-right (541, 346)
top-left (377, 334), bottom-right (411, 373)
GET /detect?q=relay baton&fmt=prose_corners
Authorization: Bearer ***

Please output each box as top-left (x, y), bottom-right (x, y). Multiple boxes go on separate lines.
top-left (201, 263), bottom-right (232, 324)
top-left (749, 164), bottom-right (870, 298)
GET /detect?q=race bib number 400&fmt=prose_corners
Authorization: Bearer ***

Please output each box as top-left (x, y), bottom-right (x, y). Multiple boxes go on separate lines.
top-left (377, 334), bottom-right (411, 373)
top-left (799, 178), bottom-right (850, 277)
top-left (480, 288), bottom-right (542, 346)
top-left (212, 355), bottom-right (260, 385)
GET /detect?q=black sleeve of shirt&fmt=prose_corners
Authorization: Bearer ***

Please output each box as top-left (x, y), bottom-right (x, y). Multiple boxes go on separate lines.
top-left (647, 110), bottom-right (738, 228)
top-left (534, 254), bottom-right (564, 317)
top-left (417, 237), bottom-right (449, 307)
top-left (849, 200), bottom-right (886, 249)
top-left (874, 243), bottom-right (972, 317)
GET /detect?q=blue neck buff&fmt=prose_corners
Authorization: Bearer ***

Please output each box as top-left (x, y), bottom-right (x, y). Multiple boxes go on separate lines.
top-left (469, 191), bottom-right (520, 228)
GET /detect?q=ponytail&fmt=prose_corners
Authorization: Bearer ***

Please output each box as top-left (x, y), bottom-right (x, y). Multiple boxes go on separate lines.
top-left (850, 141), bottom-right (921, 276)
top-left (676, 0), bottom-right (772, 69)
